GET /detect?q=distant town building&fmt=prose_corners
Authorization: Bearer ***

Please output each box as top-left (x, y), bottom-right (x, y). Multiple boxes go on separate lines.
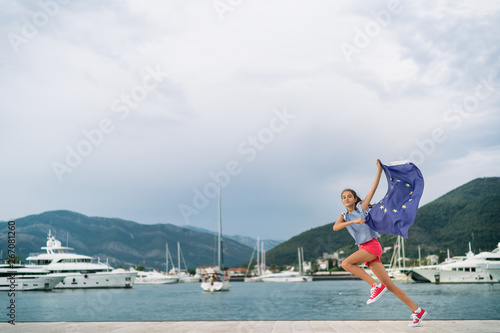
top-left (196, 266), bottom-right (220, 276)
top-left (226, 267), bottom-right (247, 277)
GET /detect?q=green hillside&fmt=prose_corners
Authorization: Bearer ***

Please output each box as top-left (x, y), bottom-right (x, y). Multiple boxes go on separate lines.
top-left (2, 178), bottom-right (498, 270)
top-left (0, 210), bottom-right (253, 270)
top-left (266, 177), bottom-right (500, 266)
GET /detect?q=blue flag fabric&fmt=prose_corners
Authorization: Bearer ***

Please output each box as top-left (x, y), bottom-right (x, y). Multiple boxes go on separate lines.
top-left (365, 160), bottom-right (424, 238)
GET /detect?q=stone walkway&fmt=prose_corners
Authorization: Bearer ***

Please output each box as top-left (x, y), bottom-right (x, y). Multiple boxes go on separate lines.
top-left (3, 320), bottom-right (499, 333)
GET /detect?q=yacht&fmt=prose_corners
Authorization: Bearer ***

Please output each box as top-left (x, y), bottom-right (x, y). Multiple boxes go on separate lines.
top-left (0, 264), bottom-right (65, 291)
top-left (477, 243), bottom-right (500, 282)
top-left (176, 271), bottom-right (201, 283)
top-left (411, 242), bottom-right (500, 283)
top-left (26, 231), bottom-right (137, 289)
top-left (260, 270), bottom-right (313, 282)
top-left (132, 269), bottom-right (179, 285)
top-left (260, 247), bottom-right (312, 283)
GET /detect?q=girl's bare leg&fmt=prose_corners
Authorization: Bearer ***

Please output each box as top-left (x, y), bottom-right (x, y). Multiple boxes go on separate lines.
top-left (341, 249), bottom-right (378, 286)
top-left (369, 261), bottom-right (418, 311)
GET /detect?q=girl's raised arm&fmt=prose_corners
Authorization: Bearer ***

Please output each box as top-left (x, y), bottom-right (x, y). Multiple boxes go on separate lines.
top-left (360, 159), bottom-right (383, 213)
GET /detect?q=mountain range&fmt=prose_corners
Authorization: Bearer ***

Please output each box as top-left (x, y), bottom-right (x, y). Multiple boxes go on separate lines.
top-left (0, 210), bottom-right (255, 270)
top-left (183, 225), bottom-right (283, 252)
top-left (1, 177), bottom-right (499, 270)
top-left (265, 177), bottom-right (500, 266)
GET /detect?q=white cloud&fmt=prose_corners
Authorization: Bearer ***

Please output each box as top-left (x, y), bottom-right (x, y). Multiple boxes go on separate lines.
top-left (0, 0), bottom-right (499, 239)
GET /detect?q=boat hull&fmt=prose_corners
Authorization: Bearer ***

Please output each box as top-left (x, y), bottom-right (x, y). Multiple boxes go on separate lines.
top-left (244, 276), bottom-right (263, 282)
top-left (477, 262), bottom-right (500, 282)
top-left (0, 274), bottom-right (65, 291)
top-left (260, 272), bottom-right (313, 283)
top-left (135, 277), bottom-right (179, 285)
top-left (201, 280), bottom-right (231, 292)
top-left (411, 266), bottom-right (496, 283)
top-left (261, 276), bottom-right (312, 282)
top-left (56, 271), bottom-right (136, 289)
top-left (180, 276), bottom-right (201, 283)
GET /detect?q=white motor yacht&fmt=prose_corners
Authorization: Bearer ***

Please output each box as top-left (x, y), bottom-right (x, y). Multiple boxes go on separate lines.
top-left (260, 247), bottom-right (312, 283)
top-left (132, 269), bottom-right (179, 285)
top-left (26, 231), bottom-right (137, 289)
top-left (260, 270), bottom-right (313, 282)
top-left (0, 264), bottom-right (65, 291)
top-left (476, 243), bottom-right (500, 282)
top-left (411, 242), bottom-right (500, 283)
top-left (176, 271), bottom-right (201, 283)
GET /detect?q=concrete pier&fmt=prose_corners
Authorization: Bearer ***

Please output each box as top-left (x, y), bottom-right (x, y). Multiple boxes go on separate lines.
top-left (3, 320), bottom-right (499, 332)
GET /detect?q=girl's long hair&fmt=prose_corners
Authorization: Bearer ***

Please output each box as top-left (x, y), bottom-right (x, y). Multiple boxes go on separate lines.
top-left (341, 189), bottom-right (375, 209)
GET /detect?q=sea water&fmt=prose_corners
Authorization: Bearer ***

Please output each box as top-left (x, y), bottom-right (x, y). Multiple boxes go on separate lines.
top-left (8, 281), bottom-right (500, 322)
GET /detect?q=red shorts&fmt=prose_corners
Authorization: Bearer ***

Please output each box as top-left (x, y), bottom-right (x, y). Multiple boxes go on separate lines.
top-left (359, 238), bottom-right (382, 267)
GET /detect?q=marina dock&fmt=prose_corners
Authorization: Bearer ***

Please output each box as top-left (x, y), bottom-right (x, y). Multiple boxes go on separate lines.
top-left (5, 320), bottom-right (500, 332)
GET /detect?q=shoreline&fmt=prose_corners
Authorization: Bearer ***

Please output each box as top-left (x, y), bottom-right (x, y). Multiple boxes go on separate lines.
top-left (230, 272), bottom-right (360, 282)
top-left (4, 320), bottom-right (500, 332)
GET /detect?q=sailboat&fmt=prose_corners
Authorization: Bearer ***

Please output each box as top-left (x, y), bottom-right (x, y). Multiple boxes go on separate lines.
top-left (260, 247), bottom-right (312, 282)
top-left (130, 244), bottom-right (179, 285)
top-left (172, 242), bottom-right (200, 283)
top-left (387, 236), bottom-right (412, 281)
top-left (200, 185), bottom-right (231, 292)
top-left (244, 237), bottom-right (267, 282)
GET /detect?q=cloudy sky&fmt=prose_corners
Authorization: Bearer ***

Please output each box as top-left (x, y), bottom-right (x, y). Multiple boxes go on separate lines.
top-left (1, 0), bottom-right (499, 241)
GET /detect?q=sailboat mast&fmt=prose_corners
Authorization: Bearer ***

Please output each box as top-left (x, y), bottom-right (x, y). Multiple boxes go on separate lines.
top-left (177, 242), bottom-right (181, 273)
top-left (256, 236), bottom-right (260, 276)
top-left (301, 247), bottom-right (304, 273)
top-left (218, 184), bottom-right (222, 269)
top-left (166, 243), bottom-right (169, 273)
top-left (298, 248), bottom-right (301, 274)
top-left (260, 241), bottom-right (266, 274)
top-left (401, 237), bottom-right (406, 270)
top-left (262, 244), bottom-right (266, 272)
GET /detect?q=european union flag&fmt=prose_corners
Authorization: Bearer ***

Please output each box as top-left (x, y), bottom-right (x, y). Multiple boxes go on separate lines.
top-left (365, 160), bottom-right (424, 238)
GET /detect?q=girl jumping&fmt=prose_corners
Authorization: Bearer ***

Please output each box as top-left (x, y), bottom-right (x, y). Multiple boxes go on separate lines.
top-left (333, 160), bottom-right (427, 327)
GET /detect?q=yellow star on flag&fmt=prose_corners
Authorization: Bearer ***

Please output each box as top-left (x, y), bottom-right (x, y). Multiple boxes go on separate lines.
top-left (393, 209), bottom-right (398, 213)
top-left (380, 205), bottom-right (384, 209)
top-left (402, 205), bottom-right (407, 209)
top-left (406, 183), bottom-right (410, 187)
top-left (384, 208), bottom-right (387, 213)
